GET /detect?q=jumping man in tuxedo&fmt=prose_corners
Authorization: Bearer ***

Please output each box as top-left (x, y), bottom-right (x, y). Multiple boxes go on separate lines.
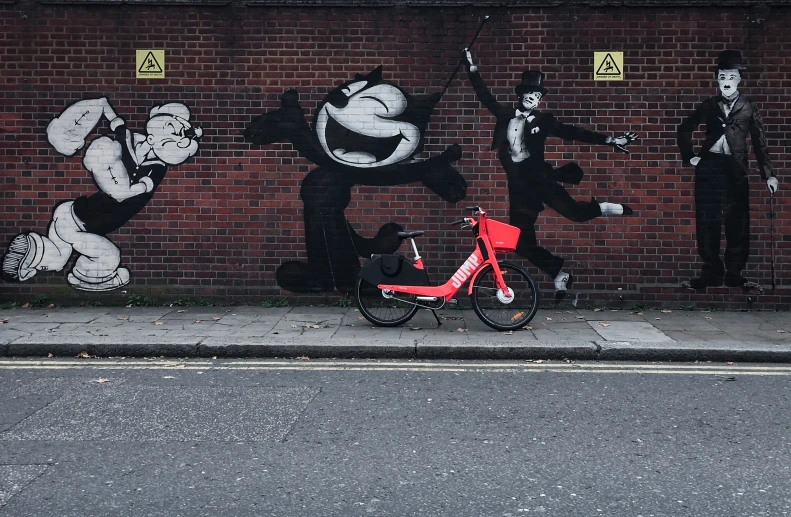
top-left (463, 49), bottom-right (638, 299)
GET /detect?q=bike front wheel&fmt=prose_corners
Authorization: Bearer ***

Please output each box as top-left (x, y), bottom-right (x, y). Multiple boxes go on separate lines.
top-left (470, 261), bottom-right (539, 331)
top-left (355, 277), bottom-right (420, 327)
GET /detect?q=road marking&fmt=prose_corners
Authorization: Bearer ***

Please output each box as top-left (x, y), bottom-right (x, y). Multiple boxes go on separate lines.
top-left (0, 359), bottom-right (789, 376)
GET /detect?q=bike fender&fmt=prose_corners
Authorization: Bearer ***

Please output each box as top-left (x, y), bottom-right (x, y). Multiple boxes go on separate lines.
top-left (466, 262), bottom-right (493, 296)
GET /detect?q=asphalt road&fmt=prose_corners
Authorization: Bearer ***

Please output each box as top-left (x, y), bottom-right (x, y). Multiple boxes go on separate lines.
top-left (1, 358), bottom-right (790, 516)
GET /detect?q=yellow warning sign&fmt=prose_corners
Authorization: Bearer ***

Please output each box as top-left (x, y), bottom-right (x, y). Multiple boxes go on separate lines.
top-left (136, 50), bottom-right (165, 79)
top-left (593, 52), bottom-right (623, 81)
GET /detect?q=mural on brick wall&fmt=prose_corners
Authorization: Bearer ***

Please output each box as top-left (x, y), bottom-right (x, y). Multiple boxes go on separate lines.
top-left (243, 66), bottom-right (466, 294)
top-left (462, 49), bottom-right (639, 301)
top-left (1, 97), bottom-right (202, 291)
top-left (677, 50), bottom-right (780, 292)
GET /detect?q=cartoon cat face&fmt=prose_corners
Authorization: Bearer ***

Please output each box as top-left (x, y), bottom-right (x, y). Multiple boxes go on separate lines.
top-left (314, 67), bottom-right (439, 169)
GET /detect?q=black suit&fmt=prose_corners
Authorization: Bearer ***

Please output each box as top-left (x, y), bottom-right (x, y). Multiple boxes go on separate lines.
top-left (677, 95), bottom-right (776, 280)
top-left (468, 69), bottom-right (610, 278)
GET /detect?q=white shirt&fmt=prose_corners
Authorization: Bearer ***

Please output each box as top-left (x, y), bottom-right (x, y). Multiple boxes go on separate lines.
top-left (709, 95), bottom-right (738, 155)
top-left (507, 110), bottom-right (534, 162)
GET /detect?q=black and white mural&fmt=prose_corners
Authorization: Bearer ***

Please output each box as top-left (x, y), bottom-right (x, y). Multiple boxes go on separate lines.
top-left (677, 50), bottom-right (780, 291)
top-left (243, 66), bottom-right (466, 293)
top-left (463, 50), bottom-right (638, 300)
top-left (1, 97), bottom-right (203, 291)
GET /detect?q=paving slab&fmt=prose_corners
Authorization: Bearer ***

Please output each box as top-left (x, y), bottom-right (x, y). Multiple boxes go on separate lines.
top-left (588, 321), bottom-right (675, 343)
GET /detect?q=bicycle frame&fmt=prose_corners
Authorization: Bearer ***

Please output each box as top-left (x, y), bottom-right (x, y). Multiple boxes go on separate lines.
top-left (377, 208), bottom-right (511, 303)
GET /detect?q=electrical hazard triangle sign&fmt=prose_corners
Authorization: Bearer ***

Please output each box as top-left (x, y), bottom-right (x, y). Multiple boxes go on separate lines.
top-left (594, 52), bottom-right (624, 81)
top-left (136, 50), bottom-right (165, 79)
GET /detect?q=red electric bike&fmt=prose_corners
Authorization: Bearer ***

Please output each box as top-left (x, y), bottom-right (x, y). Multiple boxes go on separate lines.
top-left (355, 206), bottom-right (539, 331)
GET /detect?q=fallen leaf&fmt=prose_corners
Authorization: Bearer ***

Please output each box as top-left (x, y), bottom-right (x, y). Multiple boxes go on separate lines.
top-left (194, 320), bottom-right (201, 323)
top-left (21, 303), bottom-right (29, 309)
top-left (358, 317), bottom-right (365, 320)
top-left (457, 328), bottom-right (468, 333)
top-left (535, 359), bottom-right (545, 363)
top-left (47, 304), bottom-right (55, 309)
top-left (633, 312), bottom-right (643, 316)
top-left (778, 330), bottom-right (786, 334)
top-left (118, 317), bottom-right (128, 321)
top-left (660, 309), bottom-right (672, 313)
top-left (525, 326), bottom-right (533, 330)
top-left (212, 317), bottom-right (221, 321)
top-left (503, 331), bottom-right (514, 335)
top-left (593, 308), bottom-right (602, 312)
top-left (1, 318), bottom-right (8, 324)
top-left (599, 323), bottom-right (610, 328)
top-left (727, 362), bottom-right (734, 365)
top-left (211, 356), bottom-right (217, 360)
top-left (297, 355), bottom-right (310, 361)
top-left (91, 378), bottom-right (110, 384)
top-left (154, 321), bottom-right (164, 325)
top-left (163, 376), bottom-right (176, 379)
top-left (305, 324), bottom-right (321, 329)
top-left (546, 317), bottom-right (552, 321)
top-left (76, 351), bottom-right (94, 359)
top-left (196, 371), bottom-right (204, 375)
top-left (177, 310), bottom-right (187, 313)
top-left (47, 353), bottom-right (53, 358)
top-left (408, 327), bottom-right (422, 331)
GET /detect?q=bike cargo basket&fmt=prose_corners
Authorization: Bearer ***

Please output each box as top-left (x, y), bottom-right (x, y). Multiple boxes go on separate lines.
top-left (486, 219), bottom-right (521, 252)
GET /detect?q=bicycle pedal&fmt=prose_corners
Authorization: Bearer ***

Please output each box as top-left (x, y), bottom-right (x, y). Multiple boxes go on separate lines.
top-left (447, 298), bottom-right (458, 306)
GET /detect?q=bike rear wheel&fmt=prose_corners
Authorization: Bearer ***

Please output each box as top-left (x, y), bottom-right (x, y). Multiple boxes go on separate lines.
top-left (355, 277), bottom-right (420, 327)
top-left (470, 261), bottom-right (539, 331)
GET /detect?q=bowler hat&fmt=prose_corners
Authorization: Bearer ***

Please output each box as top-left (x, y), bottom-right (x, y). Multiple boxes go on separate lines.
top-left (515, 70), bottom-right (548, 97)
top-left (715, 50), bottom-right (745, 72)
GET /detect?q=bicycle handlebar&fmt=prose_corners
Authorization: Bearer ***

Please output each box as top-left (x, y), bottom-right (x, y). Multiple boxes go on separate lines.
top-left (450, 219), bottom-right (467, 226)
top-left (465, 206), bottom-right (481, 212)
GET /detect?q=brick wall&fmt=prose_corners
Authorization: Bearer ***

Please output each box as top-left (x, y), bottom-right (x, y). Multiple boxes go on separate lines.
top-left (0, 3), bottom-right (789, 309)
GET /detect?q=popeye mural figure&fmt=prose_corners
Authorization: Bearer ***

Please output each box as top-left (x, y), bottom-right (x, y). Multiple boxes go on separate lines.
top-left (677, 50), bottom-right (780, 290)
top-left (1, 97), bottom-right (203, 291)
top-left (244, 66), bottom-right (466, 294)
top-left (463, 49), bottom-right (638, 300)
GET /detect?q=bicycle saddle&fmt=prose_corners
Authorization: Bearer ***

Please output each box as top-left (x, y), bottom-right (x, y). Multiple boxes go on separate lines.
top-left (397, 231), bottom-right (424, 239)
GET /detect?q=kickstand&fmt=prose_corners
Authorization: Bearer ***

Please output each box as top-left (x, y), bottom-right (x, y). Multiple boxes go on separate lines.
top-left (431, 309), bottom-right (442, 327)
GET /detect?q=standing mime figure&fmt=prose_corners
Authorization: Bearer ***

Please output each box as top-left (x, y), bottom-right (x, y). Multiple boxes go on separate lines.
top-left (677, 50), bottom-right (779, 290)
top-left (463, 49), bottom-right (638, 299)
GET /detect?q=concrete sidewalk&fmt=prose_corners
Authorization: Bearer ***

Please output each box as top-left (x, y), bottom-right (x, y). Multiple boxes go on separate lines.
top-left (1, 305), bottom-right (790, 362)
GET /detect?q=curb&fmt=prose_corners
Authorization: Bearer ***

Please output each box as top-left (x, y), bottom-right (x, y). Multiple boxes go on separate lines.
top-left (4, 338), bottom-right (791, 363)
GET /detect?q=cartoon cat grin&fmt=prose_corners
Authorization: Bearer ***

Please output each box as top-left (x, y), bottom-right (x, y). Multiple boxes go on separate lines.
top-left (323, 115), bottom-right (407, 165)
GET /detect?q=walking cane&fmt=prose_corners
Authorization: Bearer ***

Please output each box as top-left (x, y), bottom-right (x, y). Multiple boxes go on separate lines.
top-left (438, 15), bottom-right (490, 99)
top-left (769, 191), bottom-right (777, 292)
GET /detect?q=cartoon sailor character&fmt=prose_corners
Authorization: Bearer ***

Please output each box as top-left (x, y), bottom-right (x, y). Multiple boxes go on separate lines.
top-left (2, 97), bottom-right (202, 291)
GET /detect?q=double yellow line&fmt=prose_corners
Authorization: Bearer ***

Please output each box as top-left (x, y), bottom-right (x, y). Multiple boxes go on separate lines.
top-left (0, 359), bottom-right (789, 376)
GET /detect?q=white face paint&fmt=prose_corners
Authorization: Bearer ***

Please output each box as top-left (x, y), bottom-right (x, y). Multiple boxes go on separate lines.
top-left (145, 114), bottom-right (201, 165)
top-left (520, 92), bottom-right (542, 111)
top-left (316, 81), bottom-right (421, 168)
top-left (717, 69), bottom-right (741, 99)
